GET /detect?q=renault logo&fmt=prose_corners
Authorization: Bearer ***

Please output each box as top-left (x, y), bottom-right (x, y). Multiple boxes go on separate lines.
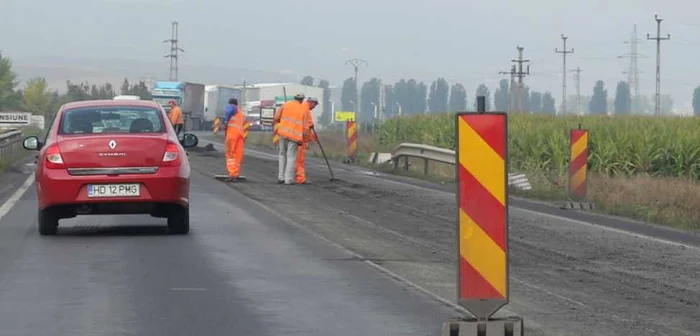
top-left (108, 140), bottom-right (117, 149)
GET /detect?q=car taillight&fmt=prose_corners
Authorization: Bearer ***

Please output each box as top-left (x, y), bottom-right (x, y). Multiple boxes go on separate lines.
top-left (45, 144), bottom-right (65, 169)
top-left (161, 142), bottom-right (182, 166)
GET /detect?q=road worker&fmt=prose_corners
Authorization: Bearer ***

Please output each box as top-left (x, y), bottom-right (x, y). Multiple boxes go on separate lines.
top-left (274, 93), bottom-right (309, 185)
top-left (224, 98), bottom-right (245, 181)
top-left (168, 100), bottom-right (184, 136)
top-left (296, 97), bottom-right (318, 184)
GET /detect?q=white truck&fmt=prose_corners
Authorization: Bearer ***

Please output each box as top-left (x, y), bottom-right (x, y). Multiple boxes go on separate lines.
top-left (204, 85), bottom-right (242, 130)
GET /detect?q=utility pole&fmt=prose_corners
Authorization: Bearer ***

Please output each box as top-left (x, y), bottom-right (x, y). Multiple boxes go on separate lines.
top-left (345, 58), bottom-right (367, 121)
top-left (571, 67), bottom-right (582, 115)
top-left (647, 15), bottom-right (670, 116)
top-left (379, 80), bottom-right (385, 120)
top-left (499, 65), bottom-right (516, 113)
top-left (164, 21), bottom-right (184, 81)
top-left (555, 34), bottom-right (574, 115)
top-left (511, 46), bottom-right (530, 113)
top-left (242, 78), bottom-right (247, 106)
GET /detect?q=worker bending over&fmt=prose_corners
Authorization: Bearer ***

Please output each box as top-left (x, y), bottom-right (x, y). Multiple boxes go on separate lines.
top-left (168, 100), bottom-right (184, 136)
top-left (275, 93), bottom-right (308, 185)
top-left (296, 97), bottom-right (318, 184)
top-left (224, 98), bottom-right (245, 181)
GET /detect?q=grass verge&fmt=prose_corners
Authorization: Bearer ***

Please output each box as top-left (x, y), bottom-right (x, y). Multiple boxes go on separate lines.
top-left (240, 131), bottom-right (700, 233)
top-left (0, 126), bottom-right (43, 173)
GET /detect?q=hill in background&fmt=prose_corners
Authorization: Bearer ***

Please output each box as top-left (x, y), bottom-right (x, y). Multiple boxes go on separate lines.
top-left (11, 56), bottom-right (299, 93)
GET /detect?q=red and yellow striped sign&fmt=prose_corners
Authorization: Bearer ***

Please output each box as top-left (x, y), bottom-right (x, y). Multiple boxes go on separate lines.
top-left (346, 120), bottom-right (357, 162)
top-left (456, 112), bottom-right (508, 319)
top-left (243, 121), bottom-right (250, 139)
top-left (569, 129), bottom-right (589, 201)
top-left (272, 123), bottom-right (280, 145)
top-left (213, 117), bottom-right (221, 134)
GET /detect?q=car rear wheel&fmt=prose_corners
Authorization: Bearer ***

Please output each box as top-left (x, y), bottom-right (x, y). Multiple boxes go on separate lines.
top-left (167, 206), bottom-right (189, 234)
top-left (38, 208), bottom-right (59, 236)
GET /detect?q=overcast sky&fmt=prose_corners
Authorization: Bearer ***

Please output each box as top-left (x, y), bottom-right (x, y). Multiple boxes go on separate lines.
top-left (2, 0), bottom-right (700, 110)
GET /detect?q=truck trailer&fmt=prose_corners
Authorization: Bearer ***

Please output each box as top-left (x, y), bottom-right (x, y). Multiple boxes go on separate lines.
top-left (204, 85), bottom-right (242, 130)
top-left (152, 81), bottom-right (206, 131)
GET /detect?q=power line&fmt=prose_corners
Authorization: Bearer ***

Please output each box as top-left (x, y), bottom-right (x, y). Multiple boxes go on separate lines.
top-left (164, 21), bottom-right (184, 81)
top-left (499, 65), bottom-right (516, 113)
top-left (647, 15), bottom-right (670, 116)
top-left (571, 67), bottom-right (582, 115)
top-left (345, 58), bottom-right (367, 119)
top-left (555, 34), bottom-right (574, 116)
top-left (511, 46), bottom-right (530, 113)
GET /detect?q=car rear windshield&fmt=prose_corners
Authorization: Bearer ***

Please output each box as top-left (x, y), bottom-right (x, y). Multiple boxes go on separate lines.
top-left (58, 106), bottom-right (165, 135)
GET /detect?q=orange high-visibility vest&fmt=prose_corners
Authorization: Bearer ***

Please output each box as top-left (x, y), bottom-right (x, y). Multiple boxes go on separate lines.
top-left (169, 105), bottom-right (184, 125)
top-left (226, 108), bottom-right (245, 138)
top-left (275, 101), bottom-right (306, 143)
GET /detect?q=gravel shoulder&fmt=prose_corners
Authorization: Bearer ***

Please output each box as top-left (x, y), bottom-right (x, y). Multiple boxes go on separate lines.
top-left (189, 138), bottom-right (700, 336)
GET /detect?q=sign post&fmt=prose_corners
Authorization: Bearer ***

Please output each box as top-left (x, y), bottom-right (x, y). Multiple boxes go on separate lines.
top-left (443, 96), bottom-right (523, 335)
top-left (213, 117), bottom-right (221, 135)
top-left (345, 120), bottom-right (357, 163)
top-left (0, 112), bottom-right (31, 128)
top-left (568, 126), bottom-right (589, 201)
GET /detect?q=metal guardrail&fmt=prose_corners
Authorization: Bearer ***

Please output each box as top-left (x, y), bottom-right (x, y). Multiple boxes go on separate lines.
top-left (0, 129), bottom-right (24, 161)
top-left (390, 143), bottom-right (531, 190)
top-left (391, 143), bottom-right (456, 175)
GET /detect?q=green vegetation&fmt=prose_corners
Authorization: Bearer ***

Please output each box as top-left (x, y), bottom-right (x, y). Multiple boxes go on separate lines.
top-left (379, 113), bottom-right (700, 179)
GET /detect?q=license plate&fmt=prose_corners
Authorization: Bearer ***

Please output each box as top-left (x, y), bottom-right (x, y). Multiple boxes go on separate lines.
top-left (87, 184), bottom-right (140, 198)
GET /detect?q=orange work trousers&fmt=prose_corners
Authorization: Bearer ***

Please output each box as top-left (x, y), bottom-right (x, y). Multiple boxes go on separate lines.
top-left (225, 131), bottom-right (245, 177)
top-left (295, 142), bottom-right (308, 184)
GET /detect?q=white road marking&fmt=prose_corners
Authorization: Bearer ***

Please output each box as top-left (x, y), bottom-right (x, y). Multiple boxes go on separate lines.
top-left (513, 207), bottom-right (700, 251)
top-left (0, 175), bottom-right (34, 222)
top-left (512, 277), bottom-right (588, 308)
top-left (171, 288), bottom-right (207, 291)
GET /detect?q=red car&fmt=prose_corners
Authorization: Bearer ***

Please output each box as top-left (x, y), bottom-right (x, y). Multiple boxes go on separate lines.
top-left (22, 99), bottom-right (199, 236)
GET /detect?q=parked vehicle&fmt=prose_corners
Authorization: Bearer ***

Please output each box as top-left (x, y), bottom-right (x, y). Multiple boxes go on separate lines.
top-left (204, 85), bottom-right (242, 131)
top-left (22, 99), bottom-right (199, 236)
top-left (152, 81), bottom-right (205, 131)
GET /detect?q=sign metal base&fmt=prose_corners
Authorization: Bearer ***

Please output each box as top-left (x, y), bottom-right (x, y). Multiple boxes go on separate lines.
top-left (442, 316), bottom-right (523, 336)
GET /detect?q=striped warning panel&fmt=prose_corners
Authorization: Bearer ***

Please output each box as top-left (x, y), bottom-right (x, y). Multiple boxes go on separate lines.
top-left (243, 121), bottom-right (250, 139)
top-left (272, 123), bottom-right (280, 145)
top-left (568, 129), bottom-right (589, 201)
top-left (346, 120), bottom-right (357, 161)
top-left (456, 112), bottom-right (508, 319)
top-left (213, 118), bottom-right (221, 134)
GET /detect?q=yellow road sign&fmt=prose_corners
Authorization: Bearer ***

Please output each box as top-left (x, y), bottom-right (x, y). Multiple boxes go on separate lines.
top-left (335, 111), bottom-right (355, 122)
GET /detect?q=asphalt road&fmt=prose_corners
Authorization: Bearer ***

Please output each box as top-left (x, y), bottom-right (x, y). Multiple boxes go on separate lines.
top-left (0, 159), bottom-right (459, 335)
top-left (191, 135), bottom-right (700, 336)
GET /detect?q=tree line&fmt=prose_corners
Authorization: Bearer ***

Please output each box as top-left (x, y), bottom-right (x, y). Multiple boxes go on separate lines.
top-left (309, 75), bottom-right (686, 121)
top-left (335, 76), bottom-right (559, 122)
top-left (0, 52), bottom-right (152, 118)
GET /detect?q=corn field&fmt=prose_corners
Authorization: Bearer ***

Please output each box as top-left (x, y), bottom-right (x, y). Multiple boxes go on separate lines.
top-left (378, 113), bottom-right (700, 179)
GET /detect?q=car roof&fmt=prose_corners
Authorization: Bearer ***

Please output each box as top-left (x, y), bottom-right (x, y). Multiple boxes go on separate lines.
top-left (61, 99), bottom-right (161, 110)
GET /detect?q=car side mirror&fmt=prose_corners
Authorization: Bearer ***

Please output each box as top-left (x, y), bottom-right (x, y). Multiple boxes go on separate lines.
top-left (180, 133), bottom-right (198, 148)
top-left (23, 136), bottom-right (41, 150)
